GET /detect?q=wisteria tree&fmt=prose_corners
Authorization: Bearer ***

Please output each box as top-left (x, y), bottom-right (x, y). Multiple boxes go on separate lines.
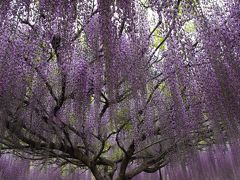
top-left (0, 0), bottom-right (240, 179)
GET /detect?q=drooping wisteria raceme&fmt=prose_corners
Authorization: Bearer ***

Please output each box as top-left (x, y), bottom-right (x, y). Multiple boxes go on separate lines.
top-left (0, 0), bottom-right (240, 179)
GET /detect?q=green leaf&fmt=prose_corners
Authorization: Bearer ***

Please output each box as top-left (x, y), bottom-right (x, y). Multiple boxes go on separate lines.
top-left (159, 82), bottom-right (171, 97)
top-left (69, 113), bottom-right (76, 124)
top-left (184, 20), bottom-right (196, 33)
top-left (178, 4), bottom-right (183, 16)
top-left (152, 28), bottom-right (167, 50)
top-left (103, 141), bottom-right (111, 152)
top-left (198, 140), bottom-right (208, 145)
top-left (111, 148), bottom-right (124, 161)
top-left (124, 121), bottom-right (132, 131)
top-left (153, 36), bottom-right (167, 50)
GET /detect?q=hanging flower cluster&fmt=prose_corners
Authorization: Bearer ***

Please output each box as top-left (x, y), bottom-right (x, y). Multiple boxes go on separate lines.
top-left (0, 0), bottom-right (239, 179)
